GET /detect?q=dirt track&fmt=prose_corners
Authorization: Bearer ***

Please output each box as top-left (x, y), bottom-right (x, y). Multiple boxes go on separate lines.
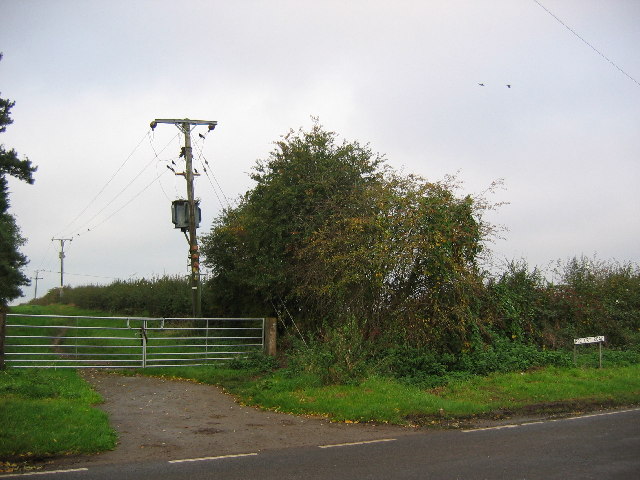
top-left (50, 371), bottom-right (418, 468)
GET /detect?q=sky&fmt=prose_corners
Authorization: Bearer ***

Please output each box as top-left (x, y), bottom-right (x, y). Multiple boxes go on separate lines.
top-left (1, 0), bottom-right (639, 305)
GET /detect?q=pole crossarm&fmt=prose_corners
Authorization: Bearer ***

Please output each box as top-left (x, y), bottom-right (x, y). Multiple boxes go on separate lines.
top-left (150, 118), bottom-right (217, 132)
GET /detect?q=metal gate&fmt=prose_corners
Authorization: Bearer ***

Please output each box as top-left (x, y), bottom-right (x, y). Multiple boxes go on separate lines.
top-left (4, 314), bottom-right (265, 368)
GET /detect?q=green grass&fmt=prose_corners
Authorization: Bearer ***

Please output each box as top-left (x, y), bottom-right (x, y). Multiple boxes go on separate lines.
top-left (131, 364), bottom-right (640, 425)
top-left (439, 365), bottom-right (640, 411)
top-left (0, 369), bottom-right (117, 461)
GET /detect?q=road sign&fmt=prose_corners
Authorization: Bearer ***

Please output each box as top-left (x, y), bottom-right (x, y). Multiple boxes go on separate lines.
top-left (574, 336), bottom-right (605, 345)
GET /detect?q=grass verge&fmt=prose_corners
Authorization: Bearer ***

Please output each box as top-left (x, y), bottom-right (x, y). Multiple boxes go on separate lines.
top-left (0, 368), bottom-right (117, 467)
top-left (131, 363), bottom-right (640, 426)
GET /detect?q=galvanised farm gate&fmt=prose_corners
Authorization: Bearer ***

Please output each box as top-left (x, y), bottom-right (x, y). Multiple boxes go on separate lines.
top-left (4, 314), bottom-right (266, 368)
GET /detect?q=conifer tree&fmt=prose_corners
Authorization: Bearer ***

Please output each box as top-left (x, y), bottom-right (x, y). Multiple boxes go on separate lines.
top-left (0, 53), bottom-right (36, 368)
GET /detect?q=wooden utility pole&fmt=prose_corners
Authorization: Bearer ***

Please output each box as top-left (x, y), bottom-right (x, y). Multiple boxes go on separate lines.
top-left (52, 238), bottom-right (72, 301)
top-left (150, 118), bottom-right (217, 317)
top-left (33, 270), bottom-right (43, 300)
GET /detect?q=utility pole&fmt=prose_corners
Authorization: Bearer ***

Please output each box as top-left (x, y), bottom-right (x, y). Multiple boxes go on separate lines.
top-left (33, 270), bottom-right (43, 300)
top-left (150, 118), bottom-right (217, 318)
top-left (52, 238), bottom-right (72, 302)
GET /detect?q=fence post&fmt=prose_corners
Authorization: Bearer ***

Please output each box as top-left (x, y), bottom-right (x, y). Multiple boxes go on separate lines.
top-left (264, 317), bottom-right (277, 357)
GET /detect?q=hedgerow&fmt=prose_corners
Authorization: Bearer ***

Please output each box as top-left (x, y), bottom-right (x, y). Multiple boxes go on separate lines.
top-left (28, 123), bottom-right (640, 385)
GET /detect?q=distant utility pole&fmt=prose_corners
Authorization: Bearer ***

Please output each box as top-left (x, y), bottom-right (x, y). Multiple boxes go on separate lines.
top-left (52, 238), bottom-right (72, 301)
top-left (150, 118), bottom-right (217, 318)
top-left (33, 270), bottom-right (43, 300)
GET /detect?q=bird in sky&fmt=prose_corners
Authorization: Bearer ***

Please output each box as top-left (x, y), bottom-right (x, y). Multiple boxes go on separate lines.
top-left (478, 83), bottom-right (485, 86)
top-left (198, 133), bottom-right (206, 139)
top-left (506, 84), bottom-right (511, 88)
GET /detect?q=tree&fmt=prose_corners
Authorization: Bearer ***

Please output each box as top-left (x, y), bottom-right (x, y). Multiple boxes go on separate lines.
top-left (0, 53), bottom-right (36, 368)
top-left (201, 121), bottom-right (491, 351)
top-left (202, 120), bottom-right (384, 317)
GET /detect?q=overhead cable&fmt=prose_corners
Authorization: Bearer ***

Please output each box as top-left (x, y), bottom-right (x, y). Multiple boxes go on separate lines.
top-left (68, 132), bottom-right (180, 237)
top-left (78, 168), bottom-right (171, 236)
top-left (56, 130), bottom-right (151, 238)
top-left (192, 140), bottom-right (231, 209)
top-left (533, 0), bottom-right (640, 87)
top-left (39, 269), bottom-right (117, 280)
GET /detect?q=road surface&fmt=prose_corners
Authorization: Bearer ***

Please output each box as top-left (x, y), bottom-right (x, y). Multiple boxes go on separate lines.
top-left (6, 407), bottom-right (639, 479)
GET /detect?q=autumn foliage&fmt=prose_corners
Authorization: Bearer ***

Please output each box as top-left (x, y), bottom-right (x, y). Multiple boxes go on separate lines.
top-left (201, 122), bottom-right (492, 351)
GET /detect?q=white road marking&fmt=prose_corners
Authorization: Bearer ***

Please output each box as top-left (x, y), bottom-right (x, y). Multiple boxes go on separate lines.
top-left (462, 407), bottom-right (640, 433)
top-left (1, 468), bottom-right (89, 477)
top-left (562, 407), bottom-right (640, 420)
top-left (168, 453), bottom-right (259, 463)
top-left (319, 438), bottom-right (397, 449)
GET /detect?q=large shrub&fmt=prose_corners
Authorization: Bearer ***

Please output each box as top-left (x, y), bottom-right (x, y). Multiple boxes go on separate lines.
top-left (201, 121), bottom-right (493, 352)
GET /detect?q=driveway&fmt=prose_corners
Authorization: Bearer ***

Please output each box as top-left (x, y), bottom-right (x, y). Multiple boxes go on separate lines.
top-left (48, 370), bottom-right (417, 468)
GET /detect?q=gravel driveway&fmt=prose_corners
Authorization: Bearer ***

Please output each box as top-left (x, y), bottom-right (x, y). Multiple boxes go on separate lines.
top-left (48, 370), bottom-right (417, 469)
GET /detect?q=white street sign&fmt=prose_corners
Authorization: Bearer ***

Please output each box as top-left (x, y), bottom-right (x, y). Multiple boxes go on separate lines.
top-left (574, 336), bottom-right (605, 345)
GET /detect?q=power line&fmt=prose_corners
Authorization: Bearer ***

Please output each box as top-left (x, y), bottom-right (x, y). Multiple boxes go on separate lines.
top-left (201, 165), bottom-right (226, 210)
top-left (80, 156), bottom-right (158, 225)
top-left (39, 269), bottom-right (117, 280)
top-left (192, 140), bottom-right (230, 209)
top-left (76, 169), bottom-right (170, 236)
top-left (155, 157), bottom-right (179, 202)
top-left (533, 0), bottom-right (640, 88)
top-left (33, 239), bottom-right (56, 274)
top-left (56, 130), bottom-right (151, 238)
top-left (68, 132), bottom-right (180, 237)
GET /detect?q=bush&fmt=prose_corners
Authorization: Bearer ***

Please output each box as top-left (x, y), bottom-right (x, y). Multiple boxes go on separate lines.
top-left (454, 337), bottom-right (572, 376)
top-left (377, 346), bottom-right (450, 387)
top-left (227, 352), bottom-right (279, 373)
top-left (554, 257), bottom-right (640, 347)
top-left (488, 260), bottom-right (547, 343)
top-left (284, 326), bottom-right (580, 388)
top-left (285, 317), bottom-right (373, 385)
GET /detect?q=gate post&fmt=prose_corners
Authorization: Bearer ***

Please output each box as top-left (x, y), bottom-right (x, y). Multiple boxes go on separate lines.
top-left (0, 306), bottom-right (6, 370)
top-left (264, 317), bottom-right (277, 357)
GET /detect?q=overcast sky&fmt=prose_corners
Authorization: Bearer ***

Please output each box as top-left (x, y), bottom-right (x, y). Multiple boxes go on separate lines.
top-left (2, 0), bottom-right (639, 305)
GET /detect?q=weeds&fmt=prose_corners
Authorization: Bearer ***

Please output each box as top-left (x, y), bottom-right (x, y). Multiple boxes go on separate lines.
top-left (285, 317), bottom-right (374, 385)
top-left (228, 352), bottom-right (279, 373)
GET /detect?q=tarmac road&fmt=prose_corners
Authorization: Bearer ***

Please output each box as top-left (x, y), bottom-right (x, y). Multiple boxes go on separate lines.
top-left (8, 407), bottom-right (640, 479)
